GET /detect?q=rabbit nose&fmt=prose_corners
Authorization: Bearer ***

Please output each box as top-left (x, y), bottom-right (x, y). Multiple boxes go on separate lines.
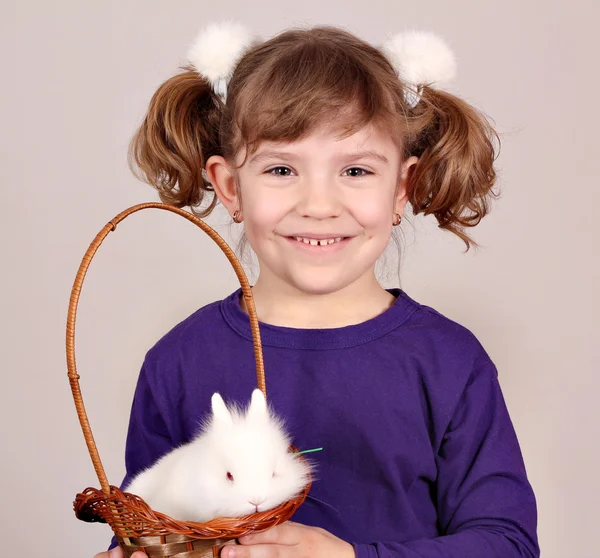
top-left (249, 498), bottom-right (266, 510)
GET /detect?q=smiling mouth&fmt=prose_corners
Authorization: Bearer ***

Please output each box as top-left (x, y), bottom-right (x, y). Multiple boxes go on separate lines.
top-left (290, 236), bottom-right (346, 246)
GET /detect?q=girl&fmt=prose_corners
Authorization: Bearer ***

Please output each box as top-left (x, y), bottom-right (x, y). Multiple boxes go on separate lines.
top-left (96, 22), bottom-right (539, 558)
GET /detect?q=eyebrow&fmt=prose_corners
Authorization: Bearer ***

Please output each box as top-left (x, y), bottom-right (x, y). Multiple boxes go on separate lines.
top-left (248, 149), bottom-right (390, 165)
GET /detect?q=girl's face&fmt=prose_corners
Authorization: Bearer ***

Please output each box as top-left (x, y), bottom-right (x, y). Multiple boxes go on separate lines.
top-left (207, 124), bottom-right (417, 296)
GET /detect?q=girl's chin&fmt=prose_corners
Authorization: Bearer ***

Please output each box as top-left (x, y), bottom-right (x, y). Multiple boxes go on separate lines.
top-left (281, 271), bottom-right (369, 297)
top-left (252, 252), bottom-right (381, 296)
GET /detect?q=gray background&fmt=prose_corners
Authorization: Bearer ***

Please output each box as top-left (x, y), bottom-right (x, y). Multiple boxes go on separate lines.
top-left (1, 1), bottom-right (598, 556)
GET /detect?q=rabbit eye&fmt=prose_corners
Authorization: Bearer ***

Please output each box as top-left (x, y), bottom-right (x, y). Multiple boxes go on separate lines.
top-left (227, 471), bottom-right (234, 482)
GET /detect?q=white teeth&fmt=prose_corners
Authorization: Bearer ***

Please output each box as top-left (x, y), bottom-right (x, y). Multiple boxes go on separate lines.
top-left (293, 236), bottom-right (345, 245)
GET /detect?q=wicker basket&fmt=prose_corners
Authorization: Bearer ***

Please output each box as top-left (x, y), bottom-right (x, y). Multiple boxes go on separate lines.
top-left (67, 203), bottom-right (311, 557)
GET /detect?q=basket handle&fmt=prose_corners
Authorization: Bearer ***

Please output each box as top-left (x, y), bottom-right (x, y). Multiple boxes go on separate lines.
top-left (66, 202), bottom-right (265, 495)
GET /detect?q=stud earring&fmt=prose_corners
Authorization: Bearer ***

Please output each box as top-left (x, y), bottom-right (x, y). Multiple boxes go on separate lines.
top-left (232, 210), bottom-right (243, 223)
top-left (392, 213), bottom-right (402, 226)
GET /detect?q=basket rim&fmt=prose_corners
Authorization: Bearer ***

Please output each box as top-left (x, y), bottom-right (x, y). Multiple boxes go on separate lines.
top-left (74, 469), bottom-right (311, 539)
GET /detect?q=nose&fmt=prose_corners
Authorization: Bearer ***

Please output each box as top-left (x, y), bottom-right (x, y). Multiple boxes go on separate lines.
top-left (249, 497), bottom-right (266, 511)
top-left (296, 177), bottom-right (342, 220)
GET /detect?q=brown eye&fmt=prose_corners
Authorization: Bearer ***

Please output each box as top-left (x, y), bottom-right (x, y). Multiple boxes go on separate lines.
top-left (266, 166), bottom-right (294, 177)
top-left (227, 472), bottom-right (234, 482)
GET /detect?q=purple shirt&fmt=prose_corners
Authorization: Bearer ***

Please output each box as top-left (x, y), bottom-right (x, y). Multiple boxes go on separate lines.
top-left (113, 288), bottom-right (539, 557)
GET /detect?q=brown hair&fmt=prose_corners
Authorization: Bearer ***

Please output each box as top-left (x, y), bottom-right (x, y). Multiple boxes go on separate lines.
top-left (128, 25), bottom-right (499, 249)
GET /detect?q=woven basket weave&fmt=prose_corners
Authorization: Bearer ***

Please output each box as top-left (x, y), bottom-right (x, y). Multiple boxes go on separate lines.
top-left (67, 203), bottom-right (311, 557)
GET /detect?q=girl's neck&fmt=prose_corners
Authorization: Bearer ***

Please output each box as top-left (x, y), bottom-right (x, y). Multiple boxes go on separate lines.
top-left (240, 274), bottom-right (396, 329)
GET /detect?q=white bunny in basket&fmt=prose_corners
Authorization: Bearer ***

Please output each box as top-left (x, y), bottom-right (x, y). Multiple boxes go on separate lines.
top-left (125, 389), bottom-right (311, 522)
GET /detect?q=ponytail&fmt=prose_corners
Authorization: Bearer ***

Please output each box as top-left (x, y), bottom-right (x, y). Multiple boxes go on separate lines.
top-left (406, 87), bottom-right (500, 250)
top-left (127, 64), bottom-right (223, 216)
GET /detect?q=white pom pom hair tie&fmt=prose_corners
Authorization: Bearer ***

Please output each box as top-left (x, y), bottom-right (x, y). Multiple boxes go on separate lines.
top-left (381, 31), bottom-right (457, 108)
top-left (186, 21), bottom-right (257, 102)
top-left (186, 23), bottom-right (456, 109)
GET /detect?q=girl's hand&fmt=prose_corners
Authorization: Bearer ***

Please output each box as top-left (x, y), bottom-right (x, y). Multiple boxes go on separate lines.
top-left (222, 521), bottom-right (355, 558)
top-left (93, 548), bottom-right (146, 558)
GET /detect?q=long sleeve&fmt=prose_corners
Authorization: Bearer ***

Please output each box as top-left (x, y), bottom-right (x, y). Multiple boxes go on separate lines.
top-left (351, 356), bottom-right (539, 558)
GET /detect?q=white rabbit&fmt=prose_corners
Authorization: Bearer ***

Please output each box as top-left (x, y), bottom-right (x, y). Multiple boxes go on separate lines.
top-left (125, 389), bottom-right (311, 522)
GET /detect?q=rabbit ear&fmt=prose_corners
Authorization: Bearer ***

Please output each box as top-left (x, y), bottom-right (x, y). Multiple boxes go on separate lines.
top-left (211, 393), bottom-right (232, 423)
top-left (247, 389), bottom-right (268, 420)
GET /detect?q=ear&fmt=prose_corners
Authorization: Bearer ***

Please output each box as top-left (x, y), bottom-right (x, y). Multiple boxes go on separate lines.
top-left (247, 389), bottom-right (268, 421)
top-left (211, 392), bottom-right (232, 424)
top-left (394, 155), bottom-right (419, 215)
top-left (205, 155), bottom-right (240, 217)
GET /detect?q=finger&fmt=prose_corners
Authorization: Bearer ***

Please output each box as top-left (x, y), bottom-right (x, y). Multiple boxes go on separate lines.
top-left (222, 543), bottom-right (294, 558)
top-left (238, 523), bottom-right (302, 546)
